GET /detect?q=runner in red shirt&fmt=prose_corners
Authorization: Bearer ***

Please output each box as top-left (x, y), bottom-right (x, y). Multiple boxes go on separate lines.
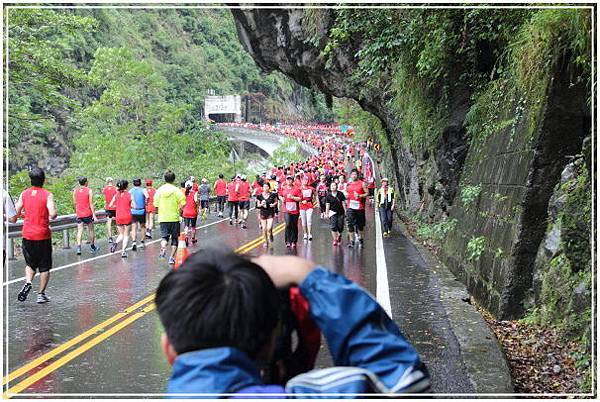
top-left (345, 169), bottom-right (368, 248)
top-left (214, 174), bottom-right (227, 218)
top-left (299, 177), bottom-right (316, 241)
top-left (73, 176), bottom-right (99, 256)
top-left (102, 177), bottom-right (117, 243)
top-left (108, 179), bottom-right (133, 258)
top-left (145, 179), bottom-right (156, 239)
top-left (182, 181), bottom-right (199, 244)
top-left (227, 176), bottom-right (239, 225)
top-left (279, 176), bottom-right (302, 248)
top-left (14, 168), bottom-right (57, 303)
top-left (237, 175), bottom-right (251, 229)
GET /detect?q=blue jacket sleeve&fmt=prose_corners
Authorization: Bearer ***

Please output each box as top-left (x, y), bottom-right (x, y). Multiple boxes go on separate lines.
top-left (299, 267), bottom-right (430, 393)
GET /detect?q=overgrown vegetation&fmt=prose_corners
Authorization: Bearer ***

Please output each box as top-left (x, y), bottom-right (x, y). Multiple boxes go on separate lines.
top-left (6, 7), bottom-right (329, 177)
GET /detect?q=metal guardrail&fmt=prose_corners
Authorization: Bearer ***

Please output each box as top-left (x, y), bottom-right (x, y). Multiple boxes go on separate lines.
top-left (5, 195), bottom-right (220, 260)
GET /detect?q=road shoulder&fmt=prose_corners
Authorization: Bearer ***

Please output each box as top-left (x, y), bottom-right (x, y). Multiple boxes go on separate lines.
top-left (396, 219), bottom-right (514, 393)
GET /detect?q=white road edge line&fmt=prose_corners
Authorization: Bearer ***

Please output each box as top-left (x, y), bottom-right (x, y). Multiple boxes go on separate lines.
top-left (374, 207), bottom-right (393, 318)
top-left (3, 214), bottom-right (240, 287)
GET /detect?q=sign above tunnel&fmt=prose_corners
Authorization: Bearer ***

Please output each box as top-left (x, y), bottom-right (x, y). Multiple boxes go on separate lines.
top-left (204, 95), bottom-right (242, 122)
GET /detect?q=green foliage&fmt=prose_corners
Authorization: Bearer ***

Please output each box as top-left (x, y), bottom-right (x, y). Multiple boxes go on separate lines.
top-left (270, 139), bottom-right (301, 167)
top-left (416, 218), bottom-right (458, 242)
top-left (461, 184), bottom-right (482, 209)
top-left (466, 236), bottom-right (486, 262)
top-left (333, 98), bottom-right (386, 146)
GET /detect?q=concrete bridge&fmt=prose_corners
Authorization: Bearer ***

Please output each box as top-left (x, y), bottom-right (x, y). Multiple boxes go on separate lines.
top-left (220, 126), bottom-right (317, 158)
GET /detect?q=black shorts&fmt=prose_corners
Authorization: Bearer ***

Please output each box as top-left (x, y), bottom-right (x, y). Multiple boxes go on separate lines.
top-left (76, 216), bottom-right (93, 225)
top-left (239, 200), bottom-right (250, 210)
top-left (259, 211), bottom-right (274, 220)
top-left (22, 238), bottom-right (52, 272)
top-left (330, 214), bottom-right (345, 233)
top-left (183, 217), bottom-right (197, 228)
top-left (200, 200), bottom-right (209, 209)
top-left (132, 214), bottom-right (146, 224)
top-left (160, 222), bottom-right (180, 246)
top-left (106, 210), bottom-right (116, 219)
top-left (346, 209), bottom-right (366, 232)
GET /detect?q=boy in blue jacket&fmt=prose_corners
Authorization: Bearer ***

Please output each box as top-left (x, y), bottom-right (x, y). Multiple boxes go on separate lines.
top-left (155, 248), bottom-right (430, 397)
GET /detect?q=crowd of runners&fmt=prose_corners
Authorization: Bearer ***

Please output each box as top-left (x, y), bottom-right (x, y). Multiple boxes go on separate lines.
top-left (5, 122), bottom-right (397, 304)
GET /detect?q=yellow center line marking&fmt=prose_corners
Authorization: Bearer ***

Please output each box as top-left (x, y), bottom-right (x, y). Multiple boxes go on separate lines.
top-left (4, 227), bottom-right (281, 396)
top-left (3, 292), bottom-right (156, 386)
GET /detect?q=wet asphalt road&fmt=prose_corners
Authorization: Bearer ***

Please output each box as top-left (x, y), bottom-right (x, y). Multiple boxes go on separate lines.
top-left (3, 204), bottom-right (472, 396)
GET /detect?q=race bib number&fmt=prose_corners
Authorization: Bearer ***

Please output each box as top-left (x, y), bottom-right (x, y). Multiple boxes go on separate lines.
top-left (349, 200), bottom-right (361, 210)
top-left (302, 189), bottom-right (312, 198)
top-left (286, 201), bottom-right (297, 212)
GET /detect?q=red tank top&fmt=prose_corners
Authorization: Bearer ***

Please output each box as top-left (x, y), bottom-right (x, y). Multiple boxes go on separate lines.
top-left (227, 182), bottom-right (238, 202)
top-left (215, 180), bottom-right (227, 196)
top-left (103, 185), bottom-right (117, 210)
top-left (182, 191), bottom-right (198, 218)
top-left (115, 191), bottom-right (132, 225)
top-left (346, 181), bottom-right (366, 210)
top-left (74, 187), bottom-right (93, 218)
top-left (300, 186), bottom-right (314, 210)
top-left (237, 181), bottom-right (250, 201)
top-left (21, 187), bottom-right (51, 240)
top-left (146, 187), bottom-right (156, 212)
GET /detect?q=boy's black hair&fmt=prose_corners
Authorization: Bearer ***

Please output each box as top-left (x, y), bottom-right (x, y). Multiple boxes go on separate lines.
top-left (164, 171), bottom-right (176, 183)
top-left (350, 168), bottom-right (359, 175)
top-left (78, 176), bottom-right (88, 186)
top-left (29, 167), bottom-right (46, 187)
top-left (133, 178), bottom-right (141, 186)
top-left (219, 174), bottom-right (224, 179)
top-left (156, 248), bottom-right (281, 358)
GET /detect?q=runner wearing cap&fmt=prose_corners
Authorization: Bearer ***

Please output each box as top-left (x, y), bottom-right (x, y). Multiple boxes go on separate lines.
top-left (102, 177), bottom-right (117, 243)
top-left (14, 168), bottom-right (58, 303)
top-left (182, 180), bottom-right (199, 244)
top-left (325, 181), bottom-right (346, 246)
top-left (377, 178), bottom-right (395, 237)
top-left (145, 179), bottom-right (156, 239)
top-left (237, 175), bottom-right (251, 229)
top-left (73, 176), bottom-right (99, 255)
top-left (198, 178), bottom-right (210, 221)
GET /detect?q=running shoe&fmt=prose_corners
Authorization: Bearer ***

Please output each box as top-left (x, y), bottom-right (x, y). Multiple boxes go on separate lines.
top-left (286, 243), bottom-right (291, 248)
top-left (17, 282), bottom-right (32, 302)
top-left (132, 243), bottom-right (137, 251)
top-left (303, 233), bottom-right (308, 240)
top-left (332, 240), bottom-right (337, 246)
top-left (159, 248), bottom-right (166, 259)
top-left (90, 244), bottom-right (100, 254)
top-left (36, 293), bottom-right (50, 304)
top-left (348, 241), bottom-right (354, 248)
top-left (140, 241), bottom-right (145, 248)
top-left (291, 243), bottom-right (297, 249)
top-left (359, 238), bottom-right (364, 246)
top-left (168, 257), bottom-right (176, 265)
top-left (110, 242), bottom-right (117, 253)
top-left (76, 246), bottom-right (82, 255)
top-left (121, 251), bottom-right (128, 258)
top-left (229, 219), bottom-right (233, 225)
top-left (242, 224), bottom-right (247, 229)
top-left (109, 237), bottom-right (114, 244)
top-left (145, 230), bottom-right (152, 239)
top-left (308, 235), bottom-right (313, 241)
top-left (192, 238), bottom-right (198, 244)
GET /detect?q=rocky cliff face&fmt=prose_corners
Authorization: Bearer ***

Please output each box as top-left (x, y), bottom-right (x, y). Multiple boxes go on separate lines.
top-left (231, 8), bottom-right (591, 320)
